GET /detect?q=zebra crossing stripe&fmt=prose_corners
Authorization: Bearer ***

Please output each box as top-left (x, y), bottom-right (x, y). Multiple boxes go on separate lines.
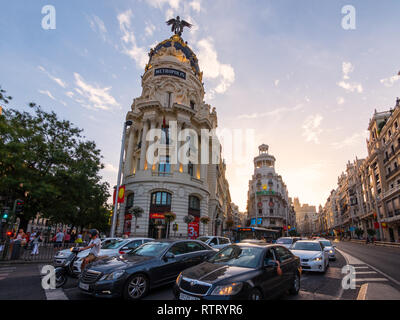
top-left (355, 278), bottom-right (389, 282)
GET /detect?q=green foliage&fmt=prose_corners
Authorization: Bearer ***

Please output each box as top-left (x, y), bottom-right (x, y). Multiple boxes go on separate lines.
top-left (0, 98), bottom-right (110, 231)
top-left (183, 215), bottom-right (195, 224)
top-left (128, 206), bottom-right (144, 219)
top-left (225, 219), bottom-right (234, 229)
top-left (367, 228), bottom-right (376, 237)
top-left (200, 216), bottom-right (210, 224)
top-left (355, 228), bottom-right (364, 238)
top-left (0, 86), bottom-right (12, 104)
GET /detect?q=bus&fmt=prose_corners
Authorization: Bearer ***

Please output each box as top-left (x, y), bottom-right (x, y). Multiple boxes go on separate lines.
top-left (232, 227), bottom-right (280, 243)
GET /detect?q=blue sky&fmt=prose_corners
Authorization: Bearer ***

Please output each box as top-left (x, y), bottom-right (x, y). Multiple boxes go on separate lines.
top-left (1, 0), bottom-right (400, 211)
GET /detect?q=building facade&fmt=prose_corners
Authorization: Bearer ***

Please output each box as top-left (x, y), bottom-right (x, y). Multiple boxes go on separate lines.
top-left (293, 198), bottom-right (317, 236)
top-left (318, 98), bottom-right (400, 242)
top-left (247, 144), bottom-right (292, 236)
top-left (115, 32), bottom-right (231, 239)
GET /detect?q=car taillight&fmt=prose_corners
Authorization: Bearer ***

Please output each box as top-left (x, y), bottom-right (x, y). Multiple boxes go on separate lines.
top-left (119, 250), bottom-right (125, 255)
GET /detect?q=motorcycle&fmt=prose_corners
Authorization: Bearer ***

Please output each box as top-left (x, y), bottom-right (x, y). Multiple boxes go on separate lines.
top-left (55, 246), bottom-right (81, 288)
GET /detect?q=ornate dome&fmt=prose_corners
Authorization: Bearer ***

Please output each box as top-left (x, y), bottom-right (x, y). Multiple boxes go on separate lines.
top-left (145, 34), bottom-right (202, 81)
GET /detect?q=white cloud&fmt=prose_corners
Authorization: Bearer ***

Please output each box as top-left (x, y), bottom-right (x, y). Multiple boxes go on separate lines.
top-left (196, 38), bottom-right (235, 99)
top-left (88, 15), bottom-right (108, 42)
top-left (73, 73), bottom-right (119, 111)
top-left (380, 74), bottom-right (400, 87)
top-left (337, 97), bottom-right (345, 105)
top-left (337, 61), bottom-right (363, 93)
top-left (238, 104), bottom-right (303, 120)
top-left (331, 131), bottom-right (368, 149)
top-left (38, 65), bottom-right (67, 88)
top-left (274, 79), bottom-right (280, 87)
top-left (189, 0), bottom-right (201, 12)
top-left (145, 21), bottom-right (156, 37)
top-left (302, 114), bottom-right (323, 144)
top-left (103, 162), bottom-right (118, 174)
top-left (337, 81), bottom-right (363, 93)
top-left (38, 90), bottom-right (56, 100)
top-left (118, 10), bottom-right (148, 69)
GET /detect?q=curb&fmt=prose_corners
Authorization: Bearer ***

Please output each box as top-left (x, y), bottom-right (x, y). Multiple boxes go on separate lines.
top-left (357, 283), bottom-right (368, 300)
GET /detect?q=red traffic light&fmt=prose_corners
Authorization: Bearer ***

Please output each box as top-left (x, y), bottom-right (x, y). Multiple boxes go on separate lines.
top-left (6, 231), bottom-right (13, 237)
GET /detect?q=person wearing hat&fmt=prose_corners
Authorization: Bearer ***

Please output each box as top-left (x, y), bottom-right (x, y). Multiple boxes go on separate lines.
top-left (79, 229), bottom-right (101, 271)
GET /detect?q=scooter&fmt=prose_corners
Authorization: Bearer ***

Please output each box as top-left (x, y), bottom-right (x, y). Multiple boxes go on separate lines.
top-left (55, 246), bottom-right (81, 288)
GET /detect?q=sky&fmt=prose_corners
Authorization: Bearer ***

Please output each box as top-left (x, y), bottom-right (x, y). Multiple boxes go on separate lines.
top-left (1, 0), bottom-right (400, 212)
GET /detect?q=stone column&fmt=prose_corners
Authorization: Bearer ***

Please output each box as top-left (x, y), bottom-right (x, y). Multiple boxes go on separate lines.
top-left (139, 122), bottom-right (149, 171)
top-left (124, 128), bottom-right (136, 177)
top-left (175, 121), bottom-right (183, 173)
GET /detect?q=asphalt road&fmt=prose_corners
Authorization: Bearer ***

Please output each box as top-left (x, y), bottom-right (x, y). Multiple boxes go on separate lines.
top-left (335, 241), bottom-right (400, 288)
top-left (2, 242), bottom-right (399, 300)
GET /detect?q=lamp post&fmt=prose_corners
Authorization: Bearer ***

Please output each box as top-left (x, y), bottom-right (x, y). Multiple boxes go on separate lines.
top-left (110, 120), bottom-right (133, 238)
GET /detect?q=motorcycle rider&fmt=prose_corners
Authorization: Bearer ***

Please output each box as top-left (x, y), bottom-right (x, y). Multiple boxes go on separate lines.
top-left (79, 229), bottom-right (101, 271)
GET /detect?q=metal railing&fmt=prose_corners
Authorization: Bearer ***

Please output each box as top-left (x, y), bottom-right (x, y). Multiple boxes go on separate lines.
top-left (0, 241), bottom-right (86, 263)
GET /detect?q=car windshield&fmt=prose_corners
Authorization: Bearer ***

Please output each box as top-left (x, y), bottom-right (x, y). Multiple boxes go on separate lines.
top-left (198, 237), bottom-right (211, 243)
top-left (292, 242), bottom-right (322, 251)
top-left (209, 245), bottom-right (262, 268)
top-left (276, 238), bottom-right (292, 244)
top-left (319, 240), bottom-right (332, 247)
top-left (129, 242), bottom-right (170, 257)
top-left (101, 239), bottom-right (126, 249)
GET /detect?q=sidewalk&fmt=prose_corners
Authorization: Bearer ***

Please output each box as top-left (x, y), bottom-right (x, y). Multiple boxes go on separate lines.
top-left (358, 282), bottom-right (400, 300)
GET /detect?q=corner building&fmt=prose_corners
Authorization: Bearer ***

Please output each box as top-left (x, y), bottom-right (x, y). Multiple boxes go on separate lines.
top-left (116, 33), bottom-right (230, 239)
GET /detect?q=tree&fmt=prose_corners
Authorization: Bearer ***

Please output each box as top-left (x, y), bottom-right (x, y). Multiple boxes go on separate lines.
top-left (200, 216), bottom-right (210, 236)
top-left (0, 95), bottom-right (110, 231)
top-left (164, 212), bottom-right (176, 238)
top-left (0, 86), bottom-right (12, 104)
top-left (128, 206), bottom-right (144, 236)
top-left (355, 228), bottom-right (364, 239)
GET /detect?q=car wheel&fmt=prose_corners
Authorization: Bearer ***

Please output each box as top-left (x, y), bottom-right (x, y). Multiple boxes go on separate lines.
top-left (123, 274), bottom-right (149, 300)
top-left (249, 288), bottom-right (263, 300)
top-left (55, 272), bottom-right (67, 288)
top-left (288, 272), bottom-right (300, 295)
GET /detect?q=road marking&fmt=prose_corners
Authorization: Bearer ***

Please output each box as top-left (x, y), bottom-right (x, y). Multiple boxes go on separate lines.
top-left (355, 278), bottom-right (389, 282)
top-left (38, 265), bottom-right (69, 300)
top-left (0, 267), bottom-right (16, 281)
top-left (354, 266), bottom-right (369, 269)
top-left (354, 271), bottom-right (377, 275)
top-left (337, 248), bottom-right (400, 288)
top-left (357, 283), bottom-right (368, 300)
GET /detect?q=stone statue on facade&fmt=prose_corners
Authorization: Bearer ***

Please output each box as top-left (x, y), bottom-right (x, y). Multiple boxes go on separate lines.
top-left (166, 16), bottom-right (192, 37)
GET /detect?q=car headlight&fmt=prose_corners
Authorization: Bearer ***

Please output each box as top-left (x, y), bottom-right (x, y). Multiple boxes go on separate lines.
top-left (329, 250), bottom-right (333, 254)
top-left (176, 272), bottom-right (182, 285)
top-left (313, 256), bottom-right (323, 261)
top-left (100, 270), bottom-right (125, 281)
top-left (211, 283), bottom-right (243, 296)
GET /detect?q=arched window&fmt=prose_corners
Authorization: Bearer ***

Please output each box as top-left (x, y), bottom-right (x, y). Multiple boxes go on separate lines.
top-left (151, 192), bottom-right (172, 206)
top-left (125, 193), bottom-right (135, 214)
top-left (189, 195), bottom-right (200, 217)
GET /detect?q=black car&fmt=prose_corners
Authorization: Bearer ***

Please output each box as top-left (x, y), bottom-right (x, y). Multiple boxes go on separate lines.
top-left (173, 243), bottom-right (301, 300)
top-left (77, 239), bottom-right (215, 300)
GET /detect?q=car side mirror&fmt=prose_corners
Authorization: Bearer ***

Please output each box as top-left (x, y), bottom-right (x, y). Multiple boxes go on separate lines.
top-left (209, 243), bottom-right (215, 247)
top-left (164, 252), bottom-right (175, 261)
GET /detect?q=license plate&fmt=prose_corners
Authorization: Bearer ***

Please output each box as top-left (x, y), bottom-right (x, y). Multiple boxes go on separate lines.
top-left (179, 293), bottom-right (200, 300)
top-left (79, 282), bottom-right (89, 291)
top-left (301, 263), bottom-right (308, 266)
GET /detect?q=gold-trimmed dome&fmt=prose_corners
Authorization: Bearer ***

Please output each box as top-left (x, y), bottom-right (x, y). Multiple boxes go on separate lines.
top-left (146, 35), bottom-right (202, 81)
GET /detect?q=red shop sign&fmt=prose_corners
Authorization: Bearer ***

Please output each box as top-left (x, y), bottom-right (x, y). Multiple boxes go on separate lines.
top-left (150, 213), bottom-right (165, 220)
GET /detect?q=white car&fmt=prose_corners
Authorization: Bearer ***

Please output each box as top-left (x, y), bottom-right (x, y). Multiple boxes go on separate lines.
top-left (53, 237), bottom-right (121, 267)
top-left (290, 240), bottom-right (329, 273)
top-left (198, 236), bottom-right (231, 250)
top-left (276, 237), bottom-right (301, 249)
top-left (72, 237), bottom-right (154, 273)
top-left (318, 239), bottom-right (336, 260)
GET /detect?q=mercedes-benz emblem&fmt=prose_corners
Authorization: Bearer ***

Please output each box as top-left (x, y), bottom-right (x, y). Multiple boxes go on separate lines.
top-left (190, 280), bottom-right (197, 286)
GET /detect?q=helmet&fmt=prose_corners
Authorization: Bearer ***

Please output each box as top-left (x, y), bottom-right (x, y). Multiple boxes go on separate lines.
top-left (89, 229), bottom-right (99, 237)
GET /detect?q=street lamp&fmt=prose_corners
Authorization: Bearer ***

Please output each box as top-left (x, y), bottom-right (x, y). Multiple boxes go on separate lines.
top-left (110, 120), bottom-right (133, 238)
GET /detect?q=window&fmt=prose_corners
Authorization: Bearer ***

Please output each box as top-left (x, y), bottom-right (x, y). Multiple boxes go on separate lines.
top-left (167, 92), bottom-right (172, 108)
top-left (219, 237), bottom-right (230, 245)
top-left (185, 242), bottom-right (206, 252)
top-left (158, 156), bottom-right (171, 173)
top-left (161, 126), bottom-right (170, 145)
top-left (209, 237), bottom-right (218, 246)
top-left (273, 246), bottom-right (293, 262)
top-left (168, 243), bottom-right (187, 255)
top-left (188, 162), bottom-right (194, 177)
top-left (126, 193), bottom-right (134, 208)
top-left (190, 100), bottom-right (195, 110)
top-left (189, 196), bottom-right (200, 210)
top-left (151, 192), bottom-right (172, 206)
top-left (126, 240), bottom-right (142, 249)
top-left (264, 249), bottom-right (277, 266)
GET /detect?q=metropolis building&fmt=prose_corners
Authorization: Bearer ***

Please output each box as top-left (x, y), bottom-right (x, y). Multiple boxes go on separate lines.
top-left (115, 28), bottom-right (231, 238)
top-left (247, 144), bottom-right (294, 235)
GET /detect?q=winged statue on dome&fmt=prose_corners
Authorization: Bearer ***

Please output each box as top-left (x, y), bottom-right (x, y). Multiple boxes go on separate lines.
top-left (166, 16), bottom-right (192, 37)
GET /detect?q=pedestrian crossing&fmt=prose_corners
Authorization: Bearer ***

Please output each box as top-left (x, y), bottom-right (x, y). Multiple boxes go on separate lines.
top-left (0, 266), bottom-right (16, 281)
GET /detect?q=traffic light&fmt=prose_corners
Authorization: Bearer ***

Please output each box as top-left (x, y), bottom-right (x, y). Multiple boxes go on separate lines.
top-left (2, 212), bottom-right (8, 219)
top-left (6, 231), bottom-right (14, 238)
top-left (15, 200), bottom-right (24, 213)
